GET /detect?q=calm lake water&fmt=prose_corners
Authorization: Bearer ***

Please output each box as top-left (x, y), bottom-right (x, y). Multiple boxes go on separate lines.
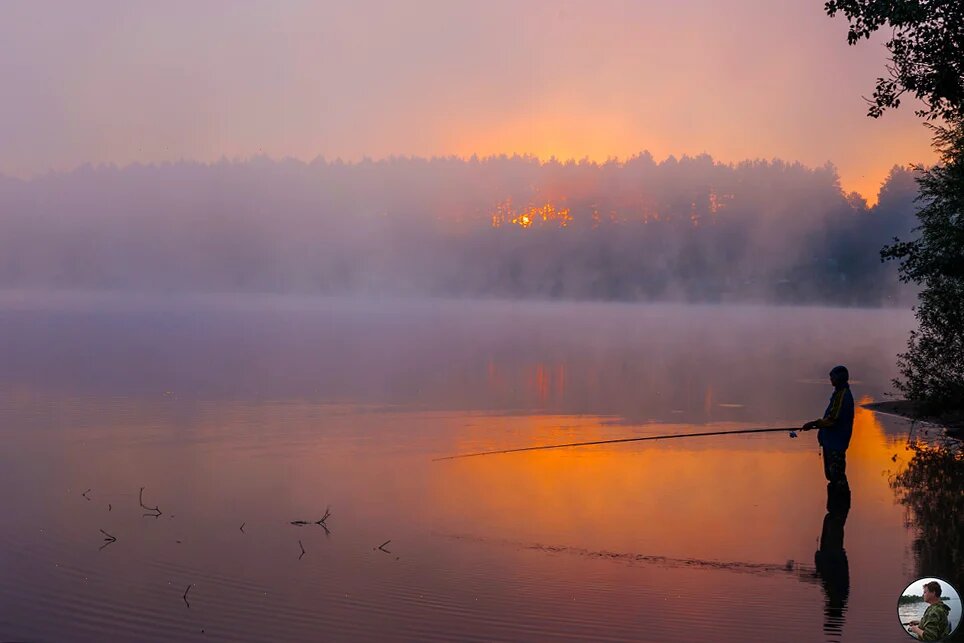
top-left (0, 293), bottom-right (953, 642)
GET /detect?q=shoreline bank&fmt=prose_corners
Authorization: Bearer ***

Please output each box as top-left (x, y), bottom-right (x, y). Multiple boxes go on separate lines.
top-left (863, 400), bottom-right (964, 438)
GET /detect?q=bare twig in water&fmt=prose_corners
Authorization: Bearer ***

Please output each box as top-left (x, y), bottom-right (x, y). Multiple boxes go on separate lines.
top-left (291, 507), bottom-right (332, 535)
top-left (240, 522), bottom-right (245, 533)
top-left (298, 540), bottom-right (306, 560)
top-left (99, 529), bottom-right (117, 550)
top-left (316, 506), bottom-right (332, 536)
top-left (139, 487), bottom-right (162, 518)
top-left (82, 488), bottom-right (92, 500)
top-left (316, 506), bottom-right (331, 525)
top-left (376, 540), bottom-right (392, 553)
top-left (183, 584), bottom-right (193, 608)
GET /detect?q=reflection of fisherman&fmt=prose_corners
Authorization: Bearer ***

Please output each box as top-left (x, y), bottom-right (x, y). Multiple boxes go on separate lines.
top-left (907, 581), bottom-right (952, 641)
top-left (802, 365), bottom-right (853, 508)
top-left (814, 484), bottom-right (850, 638)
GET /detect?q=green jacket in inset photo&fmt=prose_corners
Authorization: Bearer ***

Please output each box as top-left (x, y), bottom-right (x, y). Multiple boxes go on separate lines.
top-left (916, 601), bottom-right (951, 641)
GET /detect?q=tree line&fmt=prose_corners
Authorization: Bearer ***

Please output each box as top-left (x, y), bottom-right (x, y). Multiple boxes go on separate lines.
top-left (0, 154), bottom-right (922, 306)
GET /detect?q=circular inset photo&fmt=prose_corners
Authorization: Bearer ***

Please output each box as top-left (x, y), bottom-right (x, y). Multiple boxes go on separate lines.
top-left (898, 577), bottom-right (961, 641)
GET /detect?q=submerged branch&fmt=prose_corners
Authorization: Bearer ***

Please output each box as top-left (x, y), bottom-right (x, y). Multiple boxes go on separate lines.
top-left (139, 487), bottom-right (162, 518)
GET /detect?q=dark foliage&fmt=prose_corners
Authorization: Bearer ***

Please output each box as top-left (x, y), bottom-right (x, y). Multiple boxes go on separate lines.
top-left (825, 0), bottom-right (964, 121)
top-left (883, 123), bottom-right (964, 413)
top-left (890, 441), bottom-right (964, 630)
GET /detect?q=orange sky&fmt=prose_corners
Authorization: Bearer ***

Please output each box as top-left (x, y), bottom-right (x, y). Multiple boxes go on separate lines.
top-left (0, 1), bottom-right (936, 204)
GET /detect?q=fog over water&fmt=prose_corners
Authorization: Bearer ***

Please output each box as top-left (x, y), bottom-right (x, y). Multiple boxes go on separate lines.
top-left (0, 292), bottom-right (916, 427)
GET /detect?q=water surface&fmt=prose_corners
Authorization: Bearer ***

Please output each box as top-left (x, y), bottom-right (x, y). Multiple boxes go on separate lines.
top-left (0, 294), bottom-right (943, 641)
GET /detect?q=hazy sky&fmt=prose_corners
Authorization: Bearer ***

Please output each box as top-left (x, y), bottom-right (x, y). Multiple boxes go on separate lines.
top-left (0, 0), bottom-right (936, 202)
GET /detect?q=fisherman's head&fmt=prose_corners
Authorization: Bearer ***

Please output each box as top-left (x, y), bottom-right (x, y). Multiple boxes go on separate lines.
top-left (829, 365), bottom-right (849, 389)
top-left (923, 580), bottom-right (942, 604)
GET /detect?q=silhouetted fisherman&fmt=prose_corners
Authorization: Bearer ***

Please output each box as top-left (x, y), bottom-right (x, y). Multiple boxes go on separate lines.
top-left (815, 485), bottom-right (850, 639)
top-left (802, 365), bottom-right (854, 511)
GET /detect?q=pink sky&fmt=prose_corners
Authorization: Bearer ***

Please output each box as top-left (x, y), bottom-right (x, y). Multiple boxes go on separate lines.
top-left (0, 0), bottom-right (935, 203)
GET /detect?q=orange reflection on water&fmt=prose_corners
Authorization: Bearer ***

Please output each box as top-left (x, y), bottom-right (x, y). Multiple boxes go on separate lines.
top-left (0, 387), bottom-right (920, 642)
top-left (429, 403), bottom-right (909, 567)
top-left (848, 396), bottom-right (908, 496)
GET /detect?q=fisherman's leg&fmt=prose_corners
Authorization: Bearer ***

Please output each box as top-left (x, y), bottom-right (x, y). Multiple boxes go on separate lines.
top-left (837, 451), bottom-right (850, 503)
top-left (822, 449), bottom-right (834, 510)
top-left (825, 450), bottom-right (850, 511)
top-left (824, 449), bottom-right (846, 485)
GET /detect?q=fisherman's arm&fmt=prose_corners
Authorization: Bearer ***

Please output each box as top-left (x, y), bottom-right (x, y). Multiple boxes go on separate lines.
top-left (801, 418), bottom-right (832, 430)
top-left (916, 612), bottom-right (946, 641)
top-left (802, 391), bottom-right (845, 430)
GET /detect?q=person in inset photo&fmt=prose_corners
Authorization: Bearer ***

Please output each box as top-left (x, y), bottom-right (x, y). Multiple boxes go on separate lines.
top-left (903, 579), bottom-right (956, 641)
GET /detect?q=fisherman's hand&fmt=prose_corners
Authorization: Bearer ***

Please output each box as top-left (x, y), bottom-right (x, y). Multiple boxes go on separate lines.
top-left (801, 421), bottom-right (817, 431)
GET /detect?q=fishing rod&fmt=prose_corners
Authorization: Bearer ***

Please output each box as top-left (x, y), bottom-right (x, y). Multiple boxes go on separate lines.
top-left (434, 426), bottom-right (804, 461)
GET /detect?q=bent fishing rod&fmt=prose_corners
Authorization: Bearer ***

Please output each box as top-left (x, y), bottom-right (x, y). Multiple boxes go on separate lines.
top-left (434, 425), bottom-right (805, 461)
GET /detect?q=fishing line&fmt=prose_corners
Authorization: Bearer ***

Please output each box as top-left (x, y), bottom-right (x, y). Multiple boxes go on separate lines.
top-left (434, 426), bottom-right (802, 461)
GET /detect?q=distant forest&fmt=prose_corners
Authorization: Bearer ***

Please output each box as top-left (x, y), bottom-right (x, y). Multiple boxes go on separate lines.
top-left (898, 595), bottom-right (924, 605)
top-left (0, 153), bottom-right (922, 305)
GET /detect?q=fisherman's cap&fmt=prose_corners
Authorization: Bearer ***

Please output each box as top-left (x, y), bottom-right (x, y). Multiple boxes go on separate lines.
top-left (829, 365), bottom-right (849, 380)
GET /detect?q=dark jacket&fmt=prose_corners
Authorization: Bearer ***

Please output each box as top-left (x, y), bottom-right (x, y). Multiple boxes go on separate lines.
top-left (916, 601), bottom-right (951, 641)
top-left (817, 385), bottom-right (854, 451)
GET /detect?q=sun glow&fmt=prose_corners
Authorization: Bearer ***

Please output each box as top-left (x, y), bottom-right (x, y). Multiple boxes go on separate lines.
top-left (491, 198), bottom-right (573, 229)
